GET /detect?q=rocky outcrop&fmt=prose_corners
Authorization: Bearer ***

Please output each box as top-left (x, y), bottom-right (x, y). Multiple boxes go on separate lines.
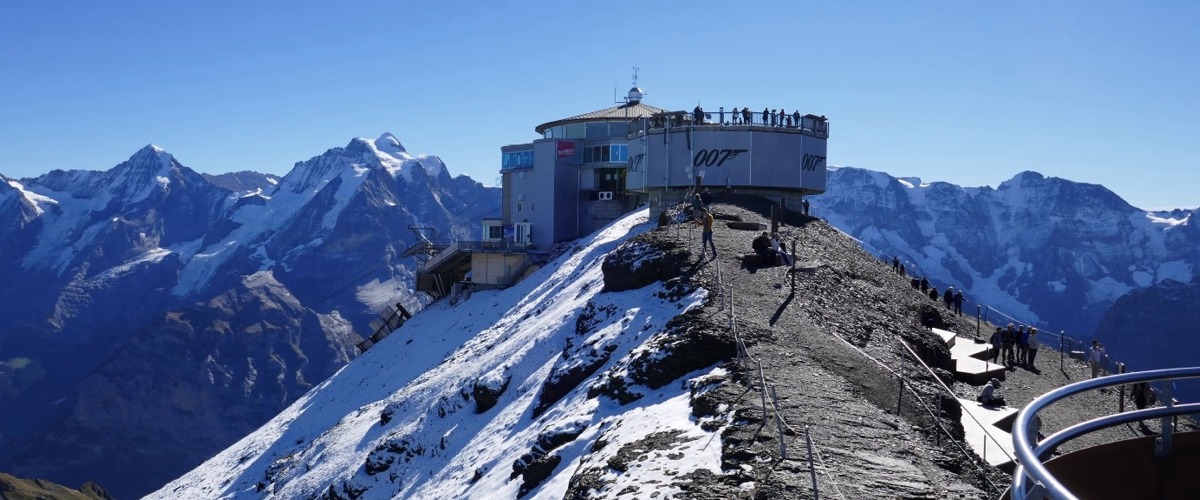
top-left (0, 472), bottom-right (113, 500)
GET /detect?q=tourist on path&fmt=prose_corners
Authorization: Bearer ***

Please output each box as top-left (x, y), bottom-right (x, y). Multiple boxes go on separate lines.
top-left (988, 327), bottom-right (1003, 363)
top-left (953, 290), bottom-right (963, 315)
top-left (978, 378), bottom-right (1006, 407)
top-left (1089, 341), bottom-right (1106, 378)
top-left (697, 208), bottom-right (717, 259)
top-left (1002, 324), bottom-right (1016, 365)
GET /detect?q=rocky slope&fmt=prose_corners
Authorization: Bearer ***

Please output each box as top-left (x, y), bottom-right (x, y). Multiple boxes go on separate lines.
top-left (0, 134), bottom-right (499, 498)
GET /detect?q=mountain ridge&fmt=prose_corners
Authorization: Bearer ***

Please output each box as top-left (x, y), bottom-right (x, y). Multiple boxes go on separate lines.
top-left (0, 134), bottom-right (500, 499)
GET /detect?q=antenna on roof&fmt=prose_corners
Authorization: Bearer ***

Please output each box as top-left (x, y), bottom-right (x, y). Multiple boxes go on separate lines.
top-left (624, 66), bottom-right (644, 105)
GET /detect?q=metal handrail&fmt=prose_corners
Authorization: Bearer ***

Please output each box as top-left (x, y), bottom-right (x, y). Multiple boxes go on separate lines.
top-left (1011, 367), bottom-right (1200, 499)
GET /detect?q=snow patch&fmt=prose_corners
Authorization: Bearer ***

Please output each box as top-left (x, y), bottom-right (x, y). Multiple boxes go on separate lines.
top-left (6, 179), bottom-right (57, 216)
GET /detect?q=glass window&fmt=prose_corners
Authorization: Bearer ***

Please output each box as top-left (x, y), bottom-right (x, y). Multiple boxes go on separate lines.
top-left (586, 122), bottom-right (608, 139)
top-left (612, 144), bottom-right (627, 162)
top-left (488, 226), bottom-right (502, 239)
top-left (601, 146), bottom-right (610, 162)
top-left (583, 147), bottom-right (592, 163)
top-left (565, 123), bottom-right (585, 139)
top-left (609, 121), bottom-right (627, 137)
top-left (517, 202), bottom-right (523, 212)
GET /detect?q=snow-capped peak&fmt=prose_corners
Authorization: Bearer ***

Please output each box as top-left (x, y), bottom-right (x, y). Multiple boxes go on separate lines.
top-left (371, 133), bottom-right (410, 159)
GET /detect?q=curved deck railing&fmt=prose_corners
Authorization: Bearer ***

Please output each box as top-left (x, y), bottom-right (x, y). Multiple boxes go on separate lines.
top-left (1011, 367), bottom-right (1200, 499)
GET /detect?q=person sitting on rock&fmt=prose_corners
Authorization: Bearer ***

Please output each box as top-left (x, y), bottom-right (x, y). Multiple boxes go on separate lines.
top-left (770, 233), bottom-right (791, 265)
top-left (978, 378), bottom-right (1006, 407)
top-left (928, 287), bottom-right (939, 301)
top-left (752, 232), bottom-right (773, 263)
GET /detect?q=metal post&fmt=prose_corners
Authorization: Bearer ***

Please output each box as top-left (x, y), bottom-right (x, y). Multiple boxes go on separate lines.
top-left (804, 427), bottom-right (819, 500)
top-left (790, 238), bottom-right (797, 295)
top-left (771, 385), bottom-right (787, 459)
top-left (1060, 331), bottom-right (1065, 372)
top-left (896, 361), bottom-right (905, 415)
top-left (758, 361), bottom-right (768, 420)
top-left (1157, 384), bottom-right (1175, 457)
top-left (1118, 363), bottom-right (1126, 413)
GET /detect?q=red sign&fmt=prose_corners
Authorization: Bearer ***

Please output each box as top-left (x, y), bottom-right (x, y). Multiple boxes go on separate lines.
top-left (556, 140), bottom-right (576, 159)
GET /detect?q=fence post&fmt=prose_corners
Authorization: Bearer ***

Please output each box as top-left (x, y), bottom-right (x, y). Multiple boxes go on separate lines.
top-left (1060, 331), bottom-right (1065, 372)
top-left (805, 427), bottom-right (820, 500)
top-left (771, 385), bottom-right (787, 459)
top-left (896, 360), bottom-right (905, 416)
top-left (1118, 363), bottom-right (1127, 413)
top-left (757, 361), bottom-right (769, 420)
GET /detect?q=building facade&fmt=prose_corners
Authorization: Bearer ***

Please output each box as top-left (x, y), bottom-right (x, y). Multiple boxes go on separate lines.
top-left (416, 88), bottom-right (829, 296)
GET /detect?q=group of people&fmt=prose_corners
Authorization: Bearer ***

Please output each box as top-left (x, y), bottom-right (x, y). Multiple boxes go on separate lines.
top-left (987, 323), bottom-right (1041, 370)
top-left (685, 105), bottom-right (812, 129)
top-left (909, 276), bottom-right (965, 315)
top-left (751, 231), bottom-right (791, 265)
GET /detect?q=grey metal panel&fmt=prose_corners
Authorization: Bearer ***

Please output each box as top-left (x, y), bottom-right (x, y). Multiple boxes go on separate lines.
top-left (627, 129), bottom-right (827, 194)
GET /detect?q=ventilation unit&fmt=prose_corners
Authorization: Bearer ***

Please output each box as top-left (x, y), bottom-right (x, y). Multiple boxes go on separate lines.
top-left (599, 191), bottom-right (613, 200)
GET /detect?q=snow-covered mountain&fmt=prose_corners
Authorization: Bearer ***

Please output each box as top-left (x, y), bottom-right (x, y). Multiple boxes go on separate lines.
top-left (147, 209), bottom-right (731, 500)
top-left (0, 134), bottom-right (500, 498)
top-left (814, 167), bottom-right (1199, 343)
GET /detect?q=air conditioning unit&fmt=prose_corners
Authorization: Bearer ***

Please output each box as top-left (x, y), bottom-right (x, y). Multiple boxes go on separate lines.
top-left (599, 191), bottom-right (613, 201)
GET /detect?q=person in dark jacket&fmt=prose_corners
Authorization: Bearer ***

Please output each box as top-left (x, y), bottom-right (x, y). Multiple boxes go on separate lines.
top-left (742, 107), bottom-right (751, 124)
top-left (892, 256), bottom-right (900, 271)
top-left (752, 232), bottom-right (773, 262)
top-left (928, 287), bottom-right (939, 301)
top-left (988, 327), bottom-right (1003, 363)
top-left (1002, 324), bottom-right (1016, 364)
top-left (762, 108), bottom-right (769, 125)
top-left (953, 290), bottom-right (964, 315)
top-left (943, 287), bottom-right (954, 309)
top-left (699, 188), bottom-right (713, 208)
top-left (920, 277), bottom-right (929, 293)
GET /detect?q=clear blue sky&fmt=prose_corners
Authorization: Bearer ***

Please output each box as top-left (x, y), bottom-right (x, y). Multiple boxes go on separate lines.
top-left (2, 1), bottom-right (1197, 209)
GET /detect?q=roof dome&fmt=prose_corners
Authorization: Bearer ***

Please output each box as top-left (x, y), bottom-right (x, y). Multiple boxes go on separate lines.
top-left (627, 87), bottom-right (644, 104)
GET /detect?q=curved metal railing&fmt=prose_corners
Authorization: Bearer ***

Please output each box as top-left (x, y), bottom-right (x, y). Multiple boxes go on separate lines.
top-left (1011, 367), bottom-right (1200, 499)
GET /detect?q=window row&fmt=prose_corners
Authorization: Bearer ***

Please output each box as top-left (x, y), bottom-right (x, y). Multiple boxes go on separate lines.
top-left (502, 150), bottom-right (534, 169)
top-left (543, 121), bottom-right (629, 140)
top-left (582, 144), bottom-right (628, 164)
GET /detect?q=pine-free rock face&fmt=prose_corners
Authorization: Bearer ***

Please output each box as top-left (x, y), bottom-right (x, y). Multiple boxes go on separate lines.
top-left (0, 134), bottom-right (499, 498)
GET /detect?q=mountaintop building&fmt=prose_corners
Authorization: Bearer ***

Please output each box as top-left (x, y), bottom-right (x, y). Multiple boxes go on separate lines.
top-left (414, 86), bottom-right (829, 297)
